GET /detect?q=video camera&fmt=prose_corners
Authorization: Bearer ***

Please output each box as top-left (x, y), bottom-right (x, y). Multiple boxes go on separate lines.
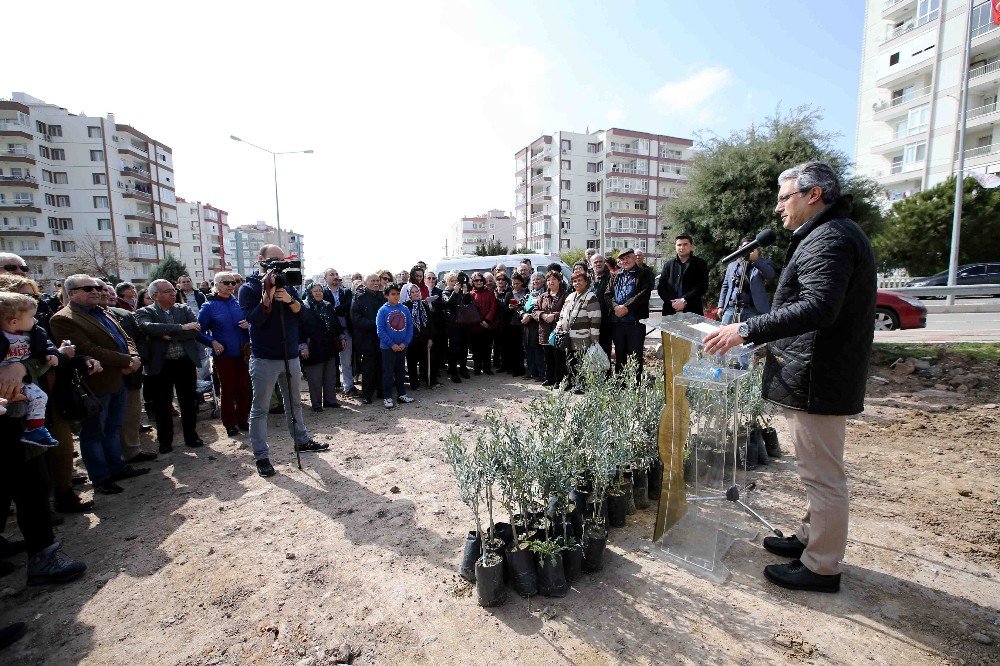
top-left (261, 257), bottom-right (303, 289)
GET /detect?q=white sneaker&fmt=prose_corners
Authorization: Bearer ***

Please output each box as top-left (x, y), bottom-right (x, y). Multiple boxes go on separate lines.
top-left (383, 398), bottom-right (395, 409)
top-left (398, 394), bottom-right (415, 404)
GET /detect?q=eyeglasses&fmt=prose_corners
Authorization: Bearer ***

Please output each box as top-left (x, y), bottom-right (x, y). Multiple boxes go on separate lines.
top-left (2, 264), bottom-right (28, 273)
top-left (70, 285), bottom-right (100, 292)
top-left (221, 281), bottom-right (237, 286)
top-left (777, 189), bottom-right (808, 204)
top-left (427, 277), bottom-right (437, 281)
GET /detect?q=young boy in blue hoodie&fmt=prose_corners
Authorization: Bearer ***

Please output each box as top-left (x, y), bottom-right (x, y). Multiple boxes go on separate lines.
top-left (376, 284), bottom-right (415, 409)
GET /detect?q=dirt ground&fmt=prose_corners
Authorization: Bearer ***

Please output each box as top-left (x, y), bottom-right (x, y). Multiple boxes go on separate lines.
top-left (1, 346), bottom-right (998, 665)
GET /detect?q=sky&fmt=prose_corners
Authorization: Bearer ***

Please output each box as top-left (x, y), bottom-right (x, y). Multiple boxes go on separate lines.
top-left (5, 0), bottom-right (867, 276)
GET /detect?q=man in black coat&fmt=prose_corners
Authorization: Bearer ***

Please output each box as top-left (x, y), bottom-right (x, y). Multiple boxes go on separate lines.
top-left (322, 268), bottom-right (356, 397)
top-left (704, 161), bottom-right (876, 594)
top-left (656, 234), bottom-right (708, 316)
top-left (350, 274), bottom-right (386, 404)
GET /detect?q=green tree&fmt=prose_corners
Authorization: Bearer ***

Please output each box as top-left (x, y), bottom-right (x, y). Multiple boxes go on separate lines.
top-left (474, 240), bottom-right (509, 256)
top-left (559, 248), bottom-right (585, 267)
top-left (659, 106), bottom-right (884, 302)
top-left (510, 247), bottom-right (532, 254)
top-left (148, 253), bottom-right (190, 284)
top-left (874, 176), bottom-right (1000, 276)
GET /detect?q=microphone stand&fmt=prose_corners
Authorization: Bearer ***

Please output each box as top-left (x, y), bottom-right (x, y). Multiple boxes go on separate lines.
top-left (732, 256), bottom-right (751, 323)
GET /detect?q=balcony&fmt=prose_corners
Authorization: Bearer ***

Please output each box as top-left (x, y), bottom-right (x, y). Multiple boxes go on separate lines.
top-left (122, 187), bottom-right (152, 199)
top-left (872, 84), bottom-right (933, 119)
top-left (972, 17), bottom-right (1000, 41)
top-left (118, 143), bottom-right (149, 158)
top-left (610, 164), bottom-right (648, 175)
top-left (966, 102), bottom-right (999, 129)
top-left (959, 144), bottom-right (1000, 161)
top-left (879, 10), bottom-right (938, 47)
top-left (609, 144), bottom-right (643, 154)
top-left (871, 124), bottom-right (929, 152)
top-left (529, 150), bottom-right (551, 164)
top-left (1, 147), bottom-right (34, 163)
top-left (606, 185), bottom-right (649, 195)
top-left (882, 0), bottom-right (916, 20)
top-left (968, 59), bottom-right (1000, 91)
top-left (122, 165), bottom-right (150, 179)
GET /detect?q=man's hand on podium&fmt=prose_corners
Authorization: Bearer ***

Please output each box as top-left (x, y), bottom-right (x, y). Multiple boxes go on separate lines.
top-left (702, 323), bottom-right (745, 356)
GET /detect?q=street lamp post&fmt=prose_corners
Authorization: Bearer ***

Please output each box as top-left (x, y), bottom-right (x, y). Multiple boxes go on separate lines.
top-left (230, 135), bottom-right (313, 250)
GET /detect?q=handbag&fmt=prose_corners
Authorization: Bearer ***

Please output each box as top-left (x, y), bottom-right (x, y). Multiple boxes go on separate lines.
top-left (58, 368), bottom-right (102, 422)
top-left (455, 301), bottom-right (482, 325)
top-left (550, 291), bottom-right (588, 350)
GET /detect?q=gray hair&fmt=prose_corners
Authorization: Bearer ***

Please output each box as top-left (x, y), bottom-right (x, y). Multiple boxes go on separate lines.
top-left (147, 278), bottom-right (174, 296)
top-left (530, 271), bottom-right (546, 282)
top-left (444, 271), bottom-right (459, 282)
top-left (778, 161), bottom-right (841, 204)
top-left (63, 274), bottom-right (93, 291)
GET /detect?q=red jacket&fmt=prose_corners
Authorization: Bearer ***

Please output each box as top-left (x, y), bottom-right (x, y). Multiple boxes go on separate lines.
top-left (470, 286), bottom-right (497, 331)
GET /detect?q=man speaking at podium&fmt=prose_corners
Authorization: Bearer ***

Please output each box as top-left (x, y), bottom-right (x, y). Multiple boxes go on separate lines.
top-left (703, 162), bottom-right (876, 593)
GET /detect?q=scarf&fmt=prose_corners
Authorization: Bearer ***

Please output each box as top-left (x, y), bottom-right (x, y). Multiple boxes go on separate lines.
top-left (408, 298), bottom-right (428, 334)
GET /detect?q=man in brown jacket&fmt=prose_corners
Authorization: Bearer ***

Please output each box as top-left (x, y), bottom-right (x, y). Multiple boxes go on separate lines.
top-left (49, 274), bottom-right (150, 495)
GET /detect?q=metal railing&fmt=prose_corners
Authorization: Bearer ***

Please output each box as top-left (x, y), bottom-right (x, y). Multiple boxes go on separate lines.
top-left (0, 174), bottom-right (36, 182)
top-left (968, 59), bottom-right (1000, 80)
top-left (875, 85), bottom-right (933, 111)
top-left (122, 165), bottom-right (150, 178)
top-left (879, 10), bottom-right (938, 45)
top-left (891, 284), bottom-right (1000, 298)
top-left (960, 144), bottom-right (997, 159)
top-left (530, 151), bottom-right (550, 163)
top-left (3, 148), bottom-right (30, 156)
top-left (0, 121), bottom-right (28, 131)
top-left (967, 102), bottom-right (998, 120)
top-left (890, 161), bottom-right (924, 174)
top-left (972, 18), bottom-right (1000, 40)
top-left (610, 165), bottom-right (647, 175)
top-left (882, 0), bottom-right (910, 11)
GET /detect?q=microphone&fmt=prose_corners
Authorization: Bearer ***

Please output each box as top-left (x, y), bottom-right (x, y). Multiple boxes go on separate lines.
top-left (720, 229), bottom-right (776, 264)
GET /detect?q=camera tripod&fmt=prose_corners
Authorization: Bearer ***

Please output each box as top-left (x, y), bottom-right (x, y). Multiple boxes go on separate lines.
top-left (686, 481), bottom-right (783, 537)
top-left (276, 294), bottom-right (301, 470)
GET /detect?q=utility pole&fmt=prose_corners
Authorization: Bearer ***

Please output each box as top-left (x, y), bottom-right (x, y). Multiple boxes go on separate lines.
top-left (947, 0), bottom-right (975, 306)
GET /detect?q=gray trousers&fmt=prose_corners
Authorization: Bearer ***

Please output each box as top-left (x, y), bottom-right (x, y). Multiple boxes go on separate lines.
top-left (304, 358), bottom-right (338, 408)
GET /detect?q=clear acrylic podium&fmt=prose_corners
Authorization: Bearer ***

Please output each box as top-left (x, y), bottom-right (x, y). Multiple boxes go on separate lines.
top-left (642, 312), bottom-right (763, 582)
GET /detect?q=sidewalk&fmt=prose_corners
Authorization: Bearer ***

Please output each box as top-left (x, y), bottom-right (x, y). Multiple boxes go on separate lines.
top-left (874, 328), bottom-right (1000, 343)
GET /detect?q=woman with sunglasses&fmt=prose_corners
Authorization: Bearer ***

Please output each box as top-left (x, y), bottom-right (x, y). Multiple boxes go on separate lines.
top-left (468, 272), bottom-right (497, 376)
top-left (197, 272), bottom-right (251, 436)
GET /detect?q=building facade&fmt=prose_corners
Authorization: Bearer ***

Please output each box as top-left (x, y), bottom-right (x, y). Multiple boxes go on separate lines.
top-left (513, 128), bottom-right (692, 265)
top-left (451, 209), bottom-right (515, 255)
top-left (231, 221), bottom-right (305, 276)
top-left (176, 199), bottom-right (231, 282)
top-left (855, 0), bottom-right (1000, 203)
top-left (0, 92), bottom-right (180, 286)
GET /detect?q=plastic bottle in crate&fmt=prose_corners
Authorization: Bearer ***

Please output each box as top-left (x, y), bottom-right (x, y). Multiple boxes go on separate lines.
top-left (681, 358), bottom-right (724, 381)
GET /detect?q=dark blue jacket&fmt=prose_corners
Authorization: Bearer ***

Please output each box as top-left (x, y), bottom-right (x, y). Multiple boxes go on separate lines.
top-left (718, 257), bottom-right (776, 314)
top-left (238, 272), bottom-right (302, 360)
top-left (198, 294), bottom-right (250, 358)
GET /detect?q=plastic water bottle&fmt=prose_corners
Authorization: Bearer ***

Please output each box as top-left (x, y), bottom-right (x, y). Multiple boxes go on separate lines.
top-left (682, 359), bottom-right (724, 381)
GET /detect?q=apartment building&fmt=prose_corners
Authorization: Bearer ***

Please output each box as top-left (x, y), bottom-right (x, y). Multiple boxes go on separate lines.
top-left (0, 92), bottom-right (180, 286)
top-left (176, 199), bottom-right (231, 282)
top-left (451, 209), bottom-right (516, 255)
top-left (855, 0), bottom-right (1000, 203)
top-left (513, 128), bottom-right (692, 265)
top-left (231, 221), bottom-right (305, 276)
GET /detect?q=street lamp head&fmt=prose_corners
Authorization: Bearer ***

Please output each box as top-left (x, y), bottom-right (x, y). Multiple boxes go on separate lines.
top-left (303, 150), bottom-right (314, 154)
top-left (230, 135), bottom-right (242, 142)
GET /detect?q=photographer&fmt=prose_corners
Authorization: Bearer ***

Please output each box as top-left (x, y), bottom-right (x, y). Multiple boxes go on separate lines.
top-left (239, 245), bottom-right (328, 479)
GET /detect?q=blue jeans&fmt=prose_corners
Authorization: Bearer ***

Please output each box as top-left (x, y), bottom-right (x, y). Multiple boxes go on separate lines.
top-left (381, 348), bottom-right (408, 399)
top-left (249, 356), bottom-right (310, 461)
top-left (79, 388), bottom-right (128, 484)
top-left (721, 304), bottom-right (761, 324)
top-left (526, 346), bottom-right (545, 378)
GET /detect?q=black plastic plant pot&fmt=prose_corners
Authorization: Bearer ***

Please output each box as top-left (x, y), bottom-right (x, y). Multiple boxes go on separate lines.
top-left (570, 510), bottom-right (585, 540)
top-left (752, 429), bottom-right (769, 466)
top-left (505, 543), bottom-right (537, 597)
top-left (460, 530), bottom-right (481, 582)
top-left (632, 467), bottom-right (650, 509)
top-left (529, 510), bottom-right (546, 530)
top-left (563, 543), bottom-right (584, 583)
top-left (763, 427), bottom-right (782, 457)
top-left (624, 481), bottom-right (636, 515)
top-left (648, 460), bottom-right (663, 500)
top-left (607, 492), bottom-right (627, 528)
top-left (511, 513), bottom-right (529, 532)
top-left (582, 532), bottom-right (607, 573)
top-left (475, 555), bottom-right (508, 607)
top-left (535, 552), bottom-right (568, 597)
top-left (490, 522), bottom-right (515, 551)
top-left (570, 488), bottom-right (590, 515)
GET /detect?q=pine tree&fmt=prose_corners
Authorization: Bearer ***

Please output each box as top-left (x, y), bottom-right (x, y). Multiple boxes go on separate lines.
top-left (148, 253), bottom-right (190, 284)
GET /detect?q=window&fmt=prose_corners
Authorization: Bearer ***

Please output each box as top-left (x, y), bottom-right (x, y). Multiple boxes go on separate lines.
top-left (48, 217), bottom-right (73, 230)
top-left (561, 139), bottom-right (572, 153)
top-left (587, 181), bottom-right (599, 192)
top-left (38, 146), bottom-right (50, 159)
top-left (561, 179), bottom-right (571, 190)
top-left (98, 218), bottom-right (112, 230)
top-left (87, 126), bottom-right (102, 138)
top-left (92, 173), bottom-right (106, 185)
top-left (90, 150), bottom-right (104, 162)
top-left (42, 170), bottom-right (53, 183)
top-left (561, 159), bottom-right (571, 170)
top-left (164, 230), bottom-right (174, 239)
top-left (194, 258), bottom-right (201, 265)
top-left (48, 125), bottom-right (63, 137)
top-left (51, 149), bottom-right (65, 160)
top-left (889, 52), bottom-right (900, 66)
top-left (56, 195), bottom-right (70, 207)
top-left (560, 199), bottom-right (571, 212)
top-left (587, 162), bottom-right (598, 173)
top-left (560, 239), bottom-right (571, 249)
top-left (586, 201), bottom-right (600, 212)
top-left (53, 172), bottom-right (68, 184)
top-left (45, 194), bottom-right (55, 206)
top-left (587, 218), bottom-right (599, 232)
top-left (93, 196), bottom-right (109, 209)
top-left (560, 218), bottom-right (571, 231)
top-left (586, 240), bottom-right (598, 249)
top-left (35, 121), bottom-right (47, 134)
top-left (587, 143), bottom-right (599, 153)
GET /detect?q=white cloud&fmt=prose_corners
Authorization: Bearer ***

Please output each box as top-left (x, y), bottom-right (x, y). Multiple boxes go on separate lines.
top-left (649, 67), bottom-right (734, 114)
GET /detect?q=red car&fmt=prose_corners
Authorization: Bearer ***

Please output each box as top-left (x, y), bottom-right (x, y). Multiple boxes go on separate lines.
top-left (876, 289), bottom-right (927, 331)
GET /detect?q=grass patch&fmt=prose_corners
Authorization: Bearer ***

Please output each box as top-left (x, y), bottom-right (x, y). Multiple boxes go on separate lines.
top-left (872, 342), bottom-right (1000, 364)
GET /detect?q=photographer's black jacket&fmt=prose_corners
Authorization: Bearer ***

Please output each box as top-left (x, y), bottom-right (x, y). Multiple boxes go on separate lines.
top-left (238, 271), bottom-right (303, 360)
top-left (745, 197), bottom-right (876, 415)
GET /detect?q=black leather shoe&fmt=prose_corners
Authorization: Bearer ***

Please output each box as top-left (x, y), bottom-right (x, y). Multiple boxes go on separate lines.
top-left (139, 424), bottom-right (153, 433)
top-left (237, 422), bottom-right (250, 432)
top-left (113, 466), bottom-right (151, 481)
top-left (764, 559), bottom-right (841, 593)
top-left (226, 426), bottom-right (240, 436)
top-left (124, 452), bottom-right (157, 464)
top-left (71, 474), bottom-right (87, 486)
top-left (323, 401), bottom-right (342, 408)
top-left (53, 490), bottom-right (94, 514)
top-left (763, 535), bottom-right (807, 558)
top-left (294, 440), bottom-right (330, 453)
top-left (185, 438), bottom-right (204, 448)
top-left (450, 374), bottom-right (462, 384)
top-left (95, 481), bottom-right (124, 495)
top-left (256, 459), bottom-right (276, 478)
top-left (158, 442), bottom-right (173, 454)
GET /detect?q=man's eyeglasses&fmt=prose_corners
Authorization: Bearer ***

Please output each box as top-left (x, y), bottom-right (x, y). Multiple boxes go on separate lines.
top-left (3, 264), bottom-right (28, 273)
top-left (777, 189), bottom-right (808, 204)
top-left (70, 285), bottom-right (100, 293)
top-left (221, 280), bottom-right (237, 286)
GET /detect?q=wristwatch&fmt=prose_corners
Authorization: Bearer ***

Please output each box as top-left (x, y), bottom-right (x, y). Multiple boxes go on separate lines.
top-left (737, 322), bottom-right (750, 341)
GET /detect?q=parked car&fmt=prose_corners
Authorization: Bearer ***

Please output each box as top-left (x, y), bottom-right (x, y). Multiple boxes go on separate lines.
top-left (875, 290), bottom-right (927, 331)
top-left (909, 263), bottom-right (1000, 288)
top-left (434, 253), bottom-right (572, 280)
